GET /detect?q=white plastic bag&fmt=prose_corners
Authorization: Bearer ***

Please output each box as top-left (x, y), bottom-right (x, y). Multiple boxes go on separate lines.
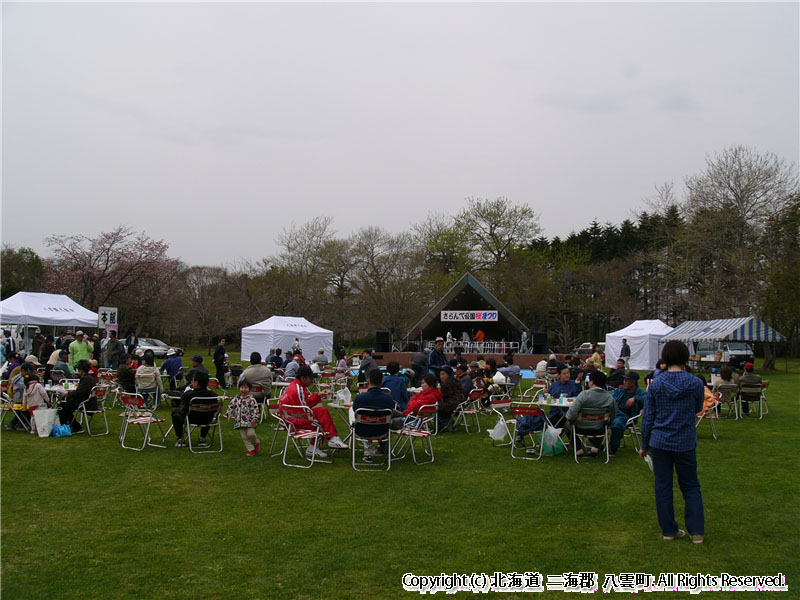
top-left (542, 423), bottom-right (566, 456)
top-left (335, 387), bottom-right (351, 405)
top-left (34, 408), bottom-right (60, 438)
top-left (488, 415), bottom-right (509, 441)
top-left (492, 371), bottom-right (507, 385)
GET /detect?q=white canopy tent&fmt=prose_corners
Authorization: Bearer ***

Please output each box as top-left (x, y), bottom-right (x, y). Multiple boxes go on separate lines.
top-left (0, 292), bottom-right (99, 355)
top-left (0, 292), bottom-right (98, 327)
top-left (241, 316), bottom-right (333, 363)
top-left (605, 319), bottom-right (674, 370)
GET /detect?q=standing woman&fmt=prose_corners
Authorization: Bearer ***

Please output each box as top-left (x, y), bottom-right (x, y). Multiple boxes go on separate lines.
top-left (639, 340), bottom-right (705, 544)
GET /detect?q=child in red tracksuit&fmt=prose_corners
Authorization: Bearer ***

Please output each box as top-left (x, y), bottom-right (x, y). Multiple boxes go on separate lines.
top-left (279, 365), bottom-right (348, 459)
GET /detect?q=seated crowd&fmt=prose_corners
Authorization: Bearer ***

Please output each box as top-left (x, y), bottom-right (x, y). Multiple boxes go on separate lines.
top-left (3, 336), bottom-right (768, 466)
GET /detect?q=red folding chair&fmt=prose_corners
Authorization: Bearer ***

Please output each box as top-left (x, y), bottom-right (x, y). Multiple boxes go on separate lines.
top-left (510, 401), bottom-right (546, 460)
top-left (75, 385), bottom-right (110, 436)
top-left (489, 395), bottom-right (513, 447)
top-left (185, 399), bottom-right (223, 454)
top-left (279, 403), bottom-right (330, 468)
top-left (392, 403), bottom-right (437, 465)
top-left (452, 389), bottom-right (482, 433)
top-left (119, 393), bottom-right (167, 451)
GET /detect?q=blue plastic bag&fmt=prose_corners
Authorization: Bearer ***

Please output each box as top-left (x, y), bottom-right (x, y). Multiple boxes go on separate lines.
top-left (51, 424), bottom-right (72, 438)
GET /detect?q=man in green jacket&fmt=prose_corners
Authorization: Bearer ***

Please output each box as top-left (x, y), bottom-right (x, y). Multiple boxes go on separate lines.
top-left (68, 331), bottom-right (93, 367)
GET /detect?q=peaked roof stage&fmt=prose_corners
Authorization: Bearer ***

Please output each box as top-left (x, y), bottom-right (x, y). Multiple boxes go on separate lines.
top-left (404, 273), bottom-right (528, 341)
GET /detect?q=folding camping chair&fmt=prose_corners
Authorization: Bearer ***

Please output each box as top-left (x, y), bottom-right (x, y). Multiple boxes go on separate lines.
top-left (572, 408), bottom-right (612, 464)
top-left (739, 382), bottom-right (768, 419)
top-left (279, 403), bottom-right (331, 468)
top-left (185, 399), bottom-right (223, 454)
top-left (509, 401), bottom-right (546, 460)
top-left (351, 407), bottom-right (393, 471)
top-left (489, 394), bottom-right (514, 447)
top-left (452, 389), bottom-right (483, 433)
top-left (714, 383), bottom-right (740, 419)
top-left (695, 399), bottom-right (719, 441)
top-left (74, 385), bottom-right (110, 436)
top-left (392, 403), bottom-right (437, 465)
top-left (119, 393), bottom-right (167, 451)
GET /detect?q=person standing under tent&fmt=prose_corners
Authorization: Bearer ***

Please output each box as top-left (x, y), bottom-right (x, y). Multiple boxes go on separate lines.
top-left (620, 338), bottom-right (631, 369)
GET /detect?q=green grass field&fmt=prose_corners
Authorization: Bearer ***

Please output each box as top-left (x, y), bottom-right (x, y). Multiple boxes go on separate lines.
top-left (2, 356), bottom-right (798, 599)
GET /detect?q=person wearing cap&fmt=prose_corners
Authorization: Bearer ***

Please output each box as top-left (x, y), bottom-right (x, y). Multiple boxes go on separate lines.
top-left (357, 349), bottom-right (379, 383)
top-left (455, 364), bottom-right (473, 397)
top-left (91, 333), bottom-right (102, 363)
top-left (606, 358), bottom-right (627, 389)
top-left (283, 353), bottom-right (303, 380)
top-left (279, 364), bottom-right (348, 458)
top-left (738, 362), bottom-right (761, 416)
top-left (52, 350), bottom-right (74, 380)
top-left (160, 348), bottom-right (184, 390)
top-left (68, 331), bottom-right (92, 367)
top-left (427, 337), bottom-right (447, 382)
top-left (104, 330), bottom-right (126, 370)
top-left (185, 355), bottom-right (209, 388)
top-left (238, 352), bottom-right (273, 401)
top-left (311, 348), bottom-right (329, 367)
top-left (39, 335), bottom-right (56, 365)
top-left (609, 371), bottom-right (648, 455)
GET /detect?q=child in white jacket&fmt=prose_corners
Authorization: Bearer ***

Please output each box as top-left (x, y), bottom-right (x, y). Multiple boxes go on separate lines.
top-left (225, 382), bottom-right (260, 456)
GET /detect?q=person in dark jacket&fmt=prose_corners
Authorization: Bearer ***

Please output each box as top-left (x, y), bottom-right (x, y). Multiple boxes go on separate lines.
top-left (455, 364), bottom-right (473, 397)
top-left (213, 338), bottom-right (227, 383)
top-left (185, 355), bottom-right (209, 387)
top-left (172, 371), bottom-right (219, 448)
top-left (437, 366), bottom-right (464, 432)
top-left (606, 359), bottom-right (627, 389)
top-left (59, 360), bottom-right (97, 432)
top-left (381, 361), bottom-right (410, 411)
top-left (353, 369), bottom-right (403, 460)
top-left (116, 355), bottom-right (136, 393)
top-left (427, 338), bottom-right (448, 382)
top-left (105, 330), bottom-right (126, 369)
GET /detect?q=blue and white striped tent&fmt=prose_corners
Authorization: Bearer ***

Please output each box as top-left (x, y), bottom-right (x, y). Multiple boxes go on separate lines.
top-left (660, 317), bottom-right (785, 343)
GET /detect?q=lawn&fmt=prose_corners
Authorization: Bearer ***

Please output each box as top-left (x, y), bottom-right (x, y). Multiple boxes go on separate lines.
top-left (2, 358), bottom-right (798, 599)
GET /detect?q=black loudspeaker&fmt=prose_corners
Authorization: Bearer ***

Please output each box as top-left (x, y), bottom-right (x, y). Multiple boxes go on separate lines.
top-left (531, 332), bottom-right (548, 354)
top-left (375, 331), bottom-right (392, 353)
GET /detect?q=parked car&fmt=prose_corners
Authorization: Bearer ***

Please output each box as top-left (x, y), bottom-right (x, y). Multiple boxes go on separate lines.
top-left (570, 342), bottom-right (605, 356)
top-left (694, 341), bottom-right (753, 368)
top-left (136, 338), bottom-right (183, 358)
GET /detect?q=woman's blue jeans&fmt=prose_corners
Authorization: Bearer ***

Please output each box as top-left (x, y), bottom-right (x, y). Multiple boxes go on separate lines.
top-left (650, 447), bottom-right (704, 536)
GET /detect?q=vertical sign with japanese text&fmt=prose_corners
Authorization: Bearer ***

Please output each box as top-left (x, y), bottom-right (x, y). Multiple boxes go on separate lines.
top-left (98, 306), bottom-right (119, 334)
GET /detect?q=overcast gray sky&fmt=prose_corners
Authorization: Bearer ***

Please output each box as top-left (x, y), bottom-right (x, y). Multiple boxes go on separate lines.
top-left (3, 2), bottom-right (798, 266)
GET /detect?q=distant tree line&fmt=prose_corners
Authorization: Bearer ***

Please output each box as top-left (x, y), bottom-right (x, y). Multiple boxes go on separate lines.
top-left (2, 145), bottom-right (798, 366)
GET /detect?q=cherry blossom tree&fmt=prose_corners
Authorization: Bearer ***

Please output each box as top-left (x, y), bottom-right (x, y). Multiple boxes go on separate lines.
top-left (42, 226), bottom-right (182, 332)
